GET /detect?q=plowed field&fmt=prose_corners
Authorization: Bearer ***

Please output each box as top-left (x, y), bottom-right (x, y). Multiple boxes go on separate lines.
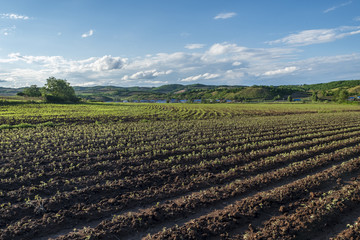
top-left (1, 102), bottom-right (360, 239)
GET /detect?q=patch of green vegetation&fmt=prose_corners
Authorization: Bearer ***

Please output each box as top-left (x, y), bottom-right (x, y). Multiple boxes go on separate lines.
top-left (0, 101), bottom-right (359, 127)
top-left (0, 121), bottom-right (57, 130)
top-left (300, 80), bottom-right (360, 91)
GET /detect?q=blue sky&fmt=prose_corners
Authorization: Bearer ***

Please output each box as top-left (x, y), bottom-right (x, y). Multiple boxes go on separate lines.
top-left (0, 0), bottom-right (359, 87)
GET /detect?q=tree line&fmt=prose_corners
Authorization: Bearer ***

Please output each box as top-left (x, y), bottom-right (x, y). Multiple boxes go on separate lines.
top-left (17, 77), bottom-right (80, 103)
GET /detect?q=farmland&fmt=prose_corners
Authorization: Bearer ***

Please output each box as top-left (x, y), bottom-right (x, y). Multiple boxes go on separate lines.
top-left (1, 102), bottom-right (360, 239)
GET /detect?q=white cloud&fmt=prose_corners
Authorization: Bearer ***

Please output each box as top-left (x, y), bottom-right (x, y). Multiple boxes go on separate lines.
top-left (354, 16), bottom-right (360, 21)
top-left (0, 53), bottom-right (126, 72)
top-left (81, 29), bottom-right (94, 38)
top-left (88, 55), bottom-right (126, 71)
top-left (185, 44), bottom-right (205, 49)
top-left (127, 52), bottom-right (201, 70)
top-left (181, 73), bottom-right (219, 82)
top-left (324, 1), bottom-right (352, 13)
top-left (201, 42), bottom-right (297, 65)
top-left (263, 66), bottom-right (297, 76)
top-left (268, 26), bottom-right (360, 46)
top-left (206, 43), bottom-right (241, 55)
top-left (0, 13), bottom-right (30, 20)
top-left (1, 43), bottom-right (360, 87)
top-left (122, 69), bottom-right (172, 81)
top-left (143, 80), bottom-right (169, 85)
top-left (0, 43), bottom-right (299, 87)
top-left (224, 70), bottom-right (245, 79)
top-left (0, 68), bottom-right (52, 87)
top-left (214, 12), bottom-right (236, 20)
top-left (74, 81), bottom-right (99, 87)
top-left (295, 53), bottom-right (360, 65)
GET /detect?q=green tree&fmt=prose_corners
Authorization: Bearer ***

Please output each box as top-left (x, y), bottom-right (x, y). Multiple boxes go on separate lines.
top-left (273, 94), bottom-right (281, 101)
top-left (333, 88), bottom-right (349, 103)
top-left (287, 95), bottom-right (293, 102)
top-left (320, 90), bottom-right (327, 97)
top-left (311, 91), bottom-right (319, 102)
top-left (23, 85), bottom-right (42, 97)
top-left (42, 77), bottom-right (79, 103)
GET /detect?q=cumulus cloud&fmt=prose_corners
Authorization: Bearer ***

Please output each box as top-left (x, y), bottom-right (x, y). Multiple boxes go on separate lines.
top-left (185, 44), bottom-right (205, 49)
top-left (88, 55), bottom-right (125, 71)
top-left (0, 79), bottom-right (7, 82)
top-left (181, 73), bottom-right (219, 82)
top-left (143, 80), bottom-right (169, 85)
top-left (206, 43), bottom-right (240, 55)
top-left (0, 43), bottom-right (304, 87)
top-left (201, 42), bottom-right (297, 66)
top-left (268, 26), bottom-right (360, 46)
top-left (263, 66), bottom-right (298, 76)
top-left (0, 13), bottom-right (30, 20)
top-left (81, 29), bottom-right (94, 38)
top-left (127, 52), bottom-right (200, 70)
top-left (122, 69), bottom-right (172, 81)
top-left (324, 1), bottom-right (352, 13)
top-left (214, 12), bottom-right (236, 20)
top-left (0, 53), bottom-right (126, 73)
top-left (1, 42), bottom-right (360, 87)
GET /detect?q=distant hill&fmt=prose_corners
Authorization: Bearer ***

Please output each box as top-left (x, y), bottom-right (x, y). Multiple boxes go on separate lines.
top-left (71, 84), bottom-right (246, 101)
top-left (0, 87), bottom-right (24, 96)
top-left (152, 84), bottom-right (185, 93)
top-left (294, 80), bottom-right (360, 91)
top-left (1, 79), bottom-right (360, 101)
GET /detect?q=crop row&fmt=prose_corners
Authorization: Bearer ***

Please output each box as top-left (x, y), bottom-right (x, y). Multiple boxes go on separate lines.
top-left (2, 106), bottom-right (360, 239)
top-left (2, 122), bottom-right (360, 215)
top-left (54, 149), bottom-right (360, 239)
top-left (242, 178), bottom-right (360, 239)
top-left (2, 116), bottom-right (360, 194)
top-left (148, 156), bottom-right (360, 240)
top-left (2, 102), bottom-right (360, 125)
top-left (331, 216), bottom-right (360, 240)
top-left (2, 132), bottom-right (360, 239)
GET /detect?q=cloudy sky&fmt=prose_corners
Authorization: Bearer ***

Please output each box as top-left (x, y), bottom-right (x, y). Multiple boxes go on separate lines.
top-left (0, 0), bottom-right (359, 87)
